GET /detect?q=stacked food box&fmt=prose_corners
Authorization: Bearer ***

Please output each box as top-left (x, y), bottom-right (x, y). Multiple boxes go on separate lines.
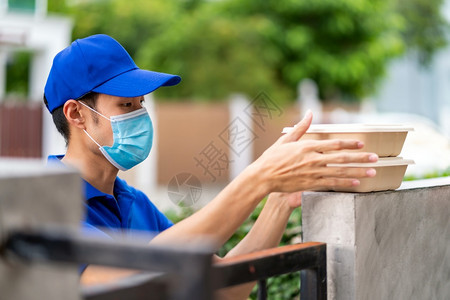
top-left (283, 124), bottom-right (414, 192)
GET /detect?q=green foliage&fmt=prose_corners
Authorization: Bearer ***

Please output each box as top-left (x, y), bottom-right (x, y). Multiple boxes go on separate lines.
top-left (395, 0), bottom-right (449, 65)
top-left (166, 199), bottom-right (303, 299)
top-left (65, 0), bottom-right (183, 58)
top-left (220, 0), bottom-right (405, 101)
top-left (47, 0), bottom-right (448, 102)
top-left (6, 51), bottom-right (31, 98)
top-left (135, 7), bottom-right (288, 101)
top-left (58, 0), bottom-right (287, 101)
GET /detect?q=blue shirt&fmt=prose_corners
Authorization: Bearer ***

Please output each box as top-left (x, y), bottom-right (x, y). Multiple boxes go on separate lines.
top-left (47, 155), bottom-right (173, 241)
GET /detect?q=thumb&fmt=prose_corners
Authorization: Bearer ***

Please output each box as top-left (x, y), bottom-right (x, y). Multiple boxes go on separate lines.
top-left (279, 110), bottom-right (313, 144)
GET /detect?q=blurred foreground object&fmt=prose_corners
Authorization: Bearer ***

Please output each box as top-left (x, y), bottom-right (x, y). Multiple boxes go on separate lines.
top-left (0, 160), bottom-right (82, 300)
top-left (0, 160), bottom-right (328, 300)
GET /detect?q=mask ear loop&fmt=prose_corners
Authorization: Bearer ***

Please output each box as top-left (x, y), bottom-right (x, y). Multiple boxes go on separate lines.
top-left (78, 101), bottom-right (111, 121)
top-left (83, 129), bottom-right (102, 148)
top-left (78, 101), bottom-right (109, 148)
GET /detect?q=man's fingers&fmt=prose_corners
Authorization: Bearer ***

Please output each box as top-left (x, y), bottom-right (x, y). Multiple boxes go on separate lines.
top-left (311, 164), bottom-right (377, 191)
top-left (322, 166), bottom-right (377, 179)
top-left (311, 139), bottom-right (366, 153)
top-left (313, 177), bottom-right (362, 190)
top-left (278, 110), bottom-right (313, 145)
top-left (321, 151), bottom-right (379, 165)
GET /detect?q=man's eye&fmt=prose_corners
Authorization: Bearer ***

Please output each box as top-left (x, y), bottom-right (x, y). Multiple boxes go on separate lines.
top-left (140, 99), bottom-right (146, 106)
top-left (123, 103), bottom-right (132, 107)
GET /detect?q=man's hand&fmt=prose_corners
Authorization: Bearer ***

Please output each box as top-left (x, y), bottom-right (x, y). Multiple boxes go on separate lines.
top-left (268, 191), bottom-right (303, 209)
top-left (252, 111), bottom-right (378, 193)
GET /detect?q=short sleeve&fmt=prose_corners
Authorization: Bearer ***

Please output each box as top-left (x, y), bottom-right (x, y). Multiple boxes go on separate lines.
top-left (127, 187), bottom-right (173, 233)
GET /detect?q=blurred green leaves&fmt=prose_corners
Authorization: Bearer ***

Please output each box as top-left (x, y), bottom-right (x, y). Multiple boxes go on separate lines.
top-left (47, 0), bottom-right (448, 102)
top-left (6, 51), bottom-right (31, 98)
top-left (396, 0), bottom-right (449, 65)
top-left (135, 8), bottom-right (287, 101)
top-left (221, 0), bottom-right (406, 100)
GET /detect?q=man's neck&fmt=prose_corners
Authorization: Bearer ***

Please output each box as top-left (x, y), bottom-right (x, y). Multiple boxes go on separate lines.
top-left (62, 146), bottom-right (118, 196)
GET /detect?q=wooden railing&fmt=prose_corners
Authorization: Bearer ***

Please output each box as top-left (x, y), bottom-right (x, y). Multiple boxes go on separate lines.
top-left (4, 228), bottom-right (327, 300)
top-left (215, 242), bottom-right (327, 300)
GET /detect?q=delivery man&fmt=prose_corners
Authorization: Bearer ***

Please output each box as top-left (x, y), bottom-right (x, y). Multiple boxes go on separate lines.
top-left (44, 34), bottom-right (377, 297)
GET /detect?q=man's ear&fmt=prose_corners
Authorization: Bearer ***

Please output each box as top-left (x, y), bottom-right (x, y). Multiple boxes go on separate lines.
top-left (63, 100), bottom-right (86, 129)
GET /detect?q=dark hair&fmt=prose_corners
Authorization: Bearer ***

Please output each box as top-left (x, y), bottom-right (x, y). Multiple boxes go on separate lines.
top-left (44, 92), bottom-right (99, 146)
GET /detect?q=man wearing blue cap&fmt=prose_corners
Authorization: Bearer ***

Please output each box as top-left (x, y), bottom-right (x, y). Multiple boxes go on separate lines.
top-left (44, 34), bottom-right (378, 295)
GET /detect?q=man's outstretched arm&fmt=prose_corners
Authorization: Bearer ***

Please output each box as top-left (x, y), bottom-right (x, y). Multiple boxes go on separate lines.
top-left (81, 111), bottom-right (377, 286)
top-left (150, 111), bottom-right (377, 247)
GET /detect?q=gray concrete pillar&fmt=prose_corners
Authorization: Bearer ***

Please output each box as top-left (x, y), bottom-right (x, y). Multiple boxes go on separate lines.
top-left (302, 178), bottom-right (450, 300)
top-left (0, 160), bottom-right (82, 300)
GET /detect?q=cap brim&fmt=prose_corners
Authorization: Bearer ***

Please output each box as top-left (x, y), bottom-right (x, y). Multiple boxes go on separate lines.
top-left (92, 68), bottom-right (181, 97)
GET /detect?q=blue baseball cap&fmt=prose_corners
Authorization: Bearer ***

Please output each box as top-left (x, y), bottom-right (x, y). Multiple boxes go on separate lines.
top-left (44, 34), bottom-right (181, 113)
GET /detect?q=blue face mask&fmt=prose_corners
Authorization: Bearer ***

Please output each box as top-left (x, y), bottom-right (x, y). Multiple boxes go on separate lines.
top-left (80, 102), bottom-right (153, 171)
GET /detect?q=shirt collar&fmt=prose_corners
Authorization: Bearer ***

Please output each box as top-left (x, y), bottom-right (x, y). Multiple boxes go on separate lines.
top-left (84, 180), bottom-right (109, 199)
top-left (85, 176), bottom-right (132, 200)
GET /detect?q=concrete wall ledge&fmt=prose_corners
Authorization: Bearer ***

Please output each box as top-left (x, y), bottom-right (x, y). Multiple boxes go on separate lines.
top-left (302, 178), bottom-right (450, 300)
top-left (0, 163), bottom-right (81, 300)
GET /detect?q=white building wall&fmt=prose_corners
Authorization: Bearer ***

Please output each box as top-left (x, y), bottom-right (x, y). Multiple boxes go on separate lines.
top-left (0, 12), bottom-right (73, 157)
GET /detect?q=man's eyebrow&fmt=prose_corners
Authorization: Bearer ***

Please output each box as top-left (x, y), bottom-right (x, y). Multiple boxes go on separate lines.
top-left (117, 97), bottom-right (144, 102)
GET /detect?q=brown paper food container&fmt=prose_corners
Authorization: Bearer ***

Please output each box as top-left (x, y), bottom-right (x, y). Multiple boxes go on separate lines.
top-left (283, 124), bottom-right (414, 157)
top-left (326, 157), bottom-right (415, 193)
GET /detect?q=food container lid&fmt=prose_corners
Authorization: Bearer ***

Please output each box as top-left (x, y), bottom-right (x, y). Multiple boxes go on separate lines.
top-left (327, 157), bottom-right (415, 168)
top-left (282, 124), bottom-right (414, 134)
